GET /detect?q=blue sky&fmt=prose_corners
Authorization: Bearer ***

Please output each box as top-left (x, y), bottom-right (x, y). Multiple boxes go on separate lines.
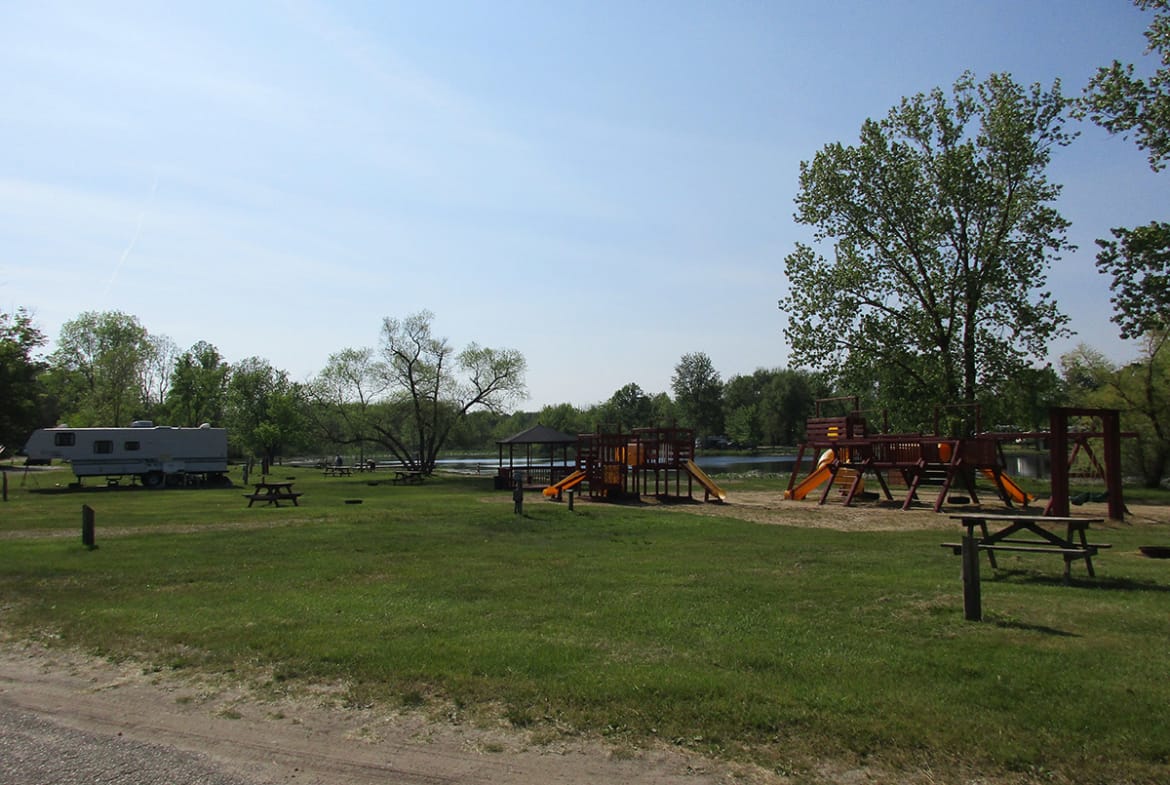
top-left (3, 1), bottom-right (1167, 409)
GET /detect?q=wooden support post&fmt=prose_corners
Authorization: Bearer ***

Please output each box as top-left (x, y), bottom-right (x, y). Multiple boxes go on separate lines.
top-left (1048, 408), bottom-right (1070, 517)
top-left (1101, 409), bottom-right (1125, 522)
top-left (81, 505), bottom-right (96, 550)
top-left (2, 471), bottom-right (7, 501)
top-left (568, 489), bottom-right (575, 511)
top-left (961, 533), bottom-right (982, 622)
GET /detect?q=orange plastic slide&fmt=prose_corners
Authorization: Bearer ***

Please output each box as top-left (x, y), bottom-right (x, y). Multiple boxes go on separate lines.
top-left (684, 460), bottom-right (727, 501)
top-left (543, 469), bottom-right (587, 497)
top-left (784, 464), bottom-right (834, 501)
top-left (981, 468), bottom-right (1034, 504)
top-left (784, 449), bottom-right (838, 501)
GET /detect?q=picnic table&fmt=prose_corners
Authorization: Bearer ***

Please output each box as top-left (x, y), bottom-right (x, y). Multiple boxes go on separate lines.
top-left (392, 470), bottom-right (424, 485)
top-left (244, 480), bottom-right (303, 507)
top-left (945, 513), bottom-right (1109, 580)
top-left (943, 513), bottom-right (1110, 620)
top-left (322, 465), bottom-right (353, 477)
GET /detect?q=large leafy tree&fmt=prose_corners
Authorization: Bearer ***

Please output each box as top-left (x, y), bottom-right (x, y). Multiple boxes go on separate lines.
top-left (225, 357), bottom-right (306, 467)
top-left (46, 310), bottom-right (152, 426)
top-left (1082, 1), bottom-right (1170, 340)
top-left (671, 352), bottom-right (724, 440)
top-left (164, 341), bottom-right (230, 427)
top-left (310, 311), bottom-right (527, 474)
top-left (603, 382), bottom-right (655, 429)
top-left (0, 308), bottom-right (47, 450)
top-left (780, 72), bottom-right (1073, 416)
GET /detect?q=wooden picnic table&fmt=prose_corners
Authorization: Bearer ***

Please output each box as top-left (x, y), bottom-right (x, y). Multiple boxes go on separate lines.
top-left (322, 465), bottom-right (353, 477)
top-left (392, 470), bottom-right (424, 485)
top-left (245, 480), bottom-right (303, 507)
top-left (946, 513), bottom-right (1109, 579)
top-left (943, 513), bottom-right (1110, 620)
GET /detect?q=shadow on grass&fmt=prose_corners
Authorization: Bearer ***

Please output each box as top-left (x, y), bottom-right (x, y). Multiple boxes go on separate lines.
top-left (990, 568), bottom-right (1170, 593)
top-left (29, 482), bottom-right (236, 495)
top-left (988, 617), bottom-right (1081, 637)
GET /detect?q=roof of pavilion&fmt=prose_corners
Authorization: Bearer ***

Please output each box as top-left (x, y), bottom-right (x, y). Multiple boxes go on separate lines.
top-left (496, 424), bottom-right (577, 445)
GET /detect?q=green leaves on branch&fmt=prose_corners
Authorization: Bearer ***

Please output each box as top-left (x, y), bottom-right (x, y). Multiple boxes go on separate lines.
top-left (1095, 221), bottom-right (1170, 339)
top-left (1079, 0), bottom-right (1170, 172)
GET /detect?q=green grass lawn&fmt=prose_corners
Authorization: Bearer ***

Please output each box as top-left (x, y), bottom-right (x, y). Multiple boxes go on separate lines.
top-left (2, 465), bottom-right (1168, 783)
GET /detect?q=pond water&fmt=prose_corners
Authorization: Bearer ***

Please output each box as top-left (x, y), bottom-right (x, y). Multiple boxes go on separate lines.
top-left (437, 454), bottom-right (802, 475)
top-left (425, 452), bottom-right (1054, 479)
top-left (692, 454), bottom-right (802, 475)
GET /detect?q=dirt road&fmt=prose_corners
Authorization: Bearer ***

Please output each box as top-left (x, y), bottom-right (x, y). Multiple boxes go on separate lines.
top-left (0, 640), bottom-right (752, 785)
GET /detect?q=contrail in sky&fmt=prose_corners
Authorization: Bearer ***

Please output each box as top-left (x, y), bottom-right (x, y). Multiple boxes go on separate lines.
top-left (102, 171), bottom-right (159, 301)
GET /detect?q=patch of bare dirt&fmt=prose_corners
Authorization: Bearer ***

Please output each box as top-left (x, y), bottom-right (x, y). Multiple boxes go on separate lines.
top-left (579, 489), bottom-right (1170, 534)
top-left (1, 638), bottom-right (786, 785)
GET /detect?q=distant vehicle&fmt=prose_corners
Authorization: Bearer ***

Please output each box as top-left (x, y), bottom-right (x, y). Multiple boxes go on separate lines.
top-left (21, 421), bottom-right (229, 488)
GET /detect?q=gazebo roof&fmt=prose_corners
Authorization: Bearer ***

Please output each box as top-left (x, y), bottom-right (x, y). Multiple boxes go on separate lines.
top-left (496, 424), bottom-right (576, 445)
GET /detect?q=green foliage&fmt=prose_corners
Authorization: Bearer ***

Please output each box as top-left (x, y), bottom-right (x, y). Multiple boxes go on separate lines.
top-left (1096, 221), bottom-right (1170, 339)
top-left (671, 352), bottom-right (724, 438)
top-left (1080, 0), bottom-right (1170, 172)
top-left (225, 357), bottom-right (306, 464)
top-left (47, 310), bottom-right (153, 426)
top-left (723, 368), bottom-right (825, 446)
top-left (781, 72), bottom-right (1073, 416)
top-left (537, 402), bottom-right (590, 437)
top-left (163, 341), bottom-right (230, 427)
top-left (1062, 338), bottom-right (1170, 487)
top-left (981, 364), bottom-right (1066, 433)
top-left (1, 474), bottom-right (1168, 782)
top-left (0, 308), bottom-right (47, 448)
top-left (601, 382), bottom-right (655, 428)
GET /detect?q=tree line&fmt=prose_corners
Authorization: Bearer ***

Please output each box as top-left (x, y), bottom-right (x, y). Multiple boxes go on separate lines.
top-left (0, 306), bottom-right (827, 469)
top-left (3, 2), bottom-right (1167, 484)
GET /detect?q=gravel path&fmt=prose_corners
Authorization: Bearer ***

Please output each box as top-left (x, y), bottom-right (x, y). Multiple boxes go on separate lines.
top-left (1, 704), bottom-right (259, 785)
top-left (0, 641), bottom-right (741, 785)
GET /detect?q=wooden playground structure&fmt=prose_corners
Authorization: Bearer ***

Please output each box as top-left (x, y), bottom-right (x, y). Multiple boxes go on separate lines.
top-left (544, 426), bottom-right (727, 503)
top-left (784, 399), bottom-right (1126, 520)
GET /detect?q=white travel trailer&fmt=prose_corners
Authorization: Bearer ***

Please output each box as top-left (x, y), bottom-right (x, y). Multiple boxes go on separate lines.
top-left (22, 421), bottom-right (229, 487)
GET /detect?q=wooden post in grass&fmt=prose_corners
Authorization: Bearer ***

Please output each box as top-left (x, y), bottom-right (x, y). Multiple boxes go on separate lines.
top-left (567, 489), bottom-right (575, 511)
top-left (81, 505), bottom-right (96, 550)
top-left (961, 533), bottom-right (981, 621)
top-left (2, 471), bottom-right (7, 501)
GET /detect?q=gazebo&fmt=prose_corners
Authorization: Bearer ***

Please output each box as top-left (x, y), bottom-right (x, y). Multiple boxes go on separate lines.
top-left (496, 424), bottom-right (577, 489)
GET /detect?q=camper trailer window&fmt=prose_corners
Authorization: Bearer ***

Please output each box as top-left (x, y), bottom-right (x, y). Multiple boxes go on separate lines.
top-left (124, 441), bottom-right (140, 451)
top-left (54, 432), bottom-right (75, 447)
top-left (94, 440), bottom-right (113, 454)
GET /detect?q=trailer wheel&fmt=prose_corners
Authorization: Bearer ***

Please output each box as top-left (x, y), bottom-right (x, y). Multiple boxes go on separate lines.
top-left (141, 471), bottom-right (164, 488)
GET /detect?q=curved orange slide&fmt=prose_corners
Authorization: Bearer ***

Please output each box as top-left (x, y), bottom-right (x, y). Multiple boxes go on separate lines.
top-left (543, 469), bottom-right (587, 497)
top-left (981, 468), bottom-right (1034, 504)
top-left (784, 450), bottom-right (834, 501)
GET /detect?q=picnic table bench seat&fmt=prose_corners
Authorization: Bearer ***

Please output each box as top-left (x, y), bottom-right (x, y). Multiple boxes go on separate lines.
top-left (940, 541), bottom-right (1111, 556)
top-left (244, 491), bottom-right (303, 505)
